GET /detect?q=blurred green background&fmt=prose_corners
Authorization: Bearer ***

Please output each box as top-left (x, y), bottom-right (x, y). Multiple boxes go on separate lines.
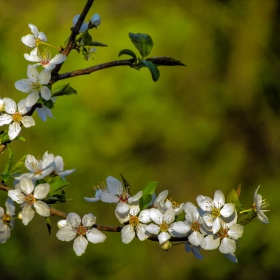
top-left (0, 0), bottom-right (279, 279)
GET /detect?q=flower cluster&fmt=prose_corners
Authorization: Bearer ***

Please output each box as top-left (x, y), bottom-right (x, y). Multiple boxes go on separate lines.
top-left (84, 176), bottom-right (270, 262)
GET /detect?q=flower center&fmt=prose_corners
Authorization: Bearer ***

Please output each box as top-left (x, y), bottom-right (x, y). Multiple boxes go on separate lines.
top-left (12, 112), bottom-right (23, 123)
top-left (38, 48), bottom-right (52, 65)
top-left (160, 221), bottom-right (169, 232)
top-left (76, 225), bottom-right (87, 236)
top-left (191, 221), bottom-right (201, 232)
top-left (119, 191), bottom-right (129, 202)
top-left (2, 213), bottom-right (11, 224)
top-left (211, 207), bottom-right (221, 219)
top-left (25, 193), bottom-right (36, 205)
top-left (94, 182), bottom-right (107, 192)
top-left (217, 226), bottom-right (228, 239)
top-left (31, 82), bottom-right (42, 92)
top-left (129, 215), bottom-right (139, 227)
top-left (165, 197), bottom-right (180, 209)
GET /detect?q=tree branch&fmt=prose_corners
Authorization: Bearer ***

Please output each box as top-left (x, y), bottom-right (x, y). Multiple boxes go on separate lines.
top-left (53, 59), bottom-right (135, 82)
top-left (50, 0), bottom-right (95, 83)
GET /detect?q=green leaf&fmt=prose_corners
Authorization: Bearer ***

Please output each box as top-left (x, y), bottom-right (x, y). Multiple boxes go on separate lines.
top-left (139, 181), bottom-right (158, 210)
top-left (10, 155), bottom-right (27, 177)
top-left (52, 84), bottom-right (77, 97)
top-left (175, 210), bottom-right (185, 222)
top-left (81, 31), bottom-right (92, 46)
top-left (142, 181), bottom-right (158, 195)
top-left (90, 41), bottom-right (108, 47)
top-left (146, 56), bottom-right (186, 66)
top-left (1, 144), bottom-right (13, 182)
top-left (45, 194), bottom-right (67, 204)
top-left (237, 211), bottom-right (256, 226)
top-left (226, 189), bottom-right (242, 212)
top-left (118, 49), bottom-right (137, 63)
top-left (139, 59), bottom-right (160, 82)
top-left (45, 217), bottom-right (51, 235)
top-left (129, 33), bottom-right (153, 58)
top-left (49, 176), bottom-right (69, 196)
top-left (0, 131), bottom-right (10, 144)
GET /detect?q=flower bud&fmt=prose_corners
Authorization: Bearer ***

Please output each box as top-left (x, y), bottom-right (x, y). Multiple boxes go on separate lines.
top-left (18, 212), bottom-right (22, 220)
top-left (72, 14), bottom-right (88, 33)
top-left (89, 14), bottom-right (101, 29)
top-left (160, 240), bottom-right (172, 251)
top-left (57, 219), bottom-right (67, 229)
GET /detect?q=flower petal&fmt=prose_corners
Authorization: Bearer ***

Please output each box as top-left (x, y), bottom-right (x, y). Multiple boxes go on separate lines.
top-left (219, 237), bottom-right (236, 254)
top-left (121, 225), bottom-right (135, 244)
top-left (86, 228), bottom-right (107, 244)
top-left (34, 201), bottom-right (50, 217)
top-left (34, 183), bottom-right (50, 199)
top-left (73, 235), bottom-right (88, 256)
top-left (66, 212), bottom-right (81, 228)
top-left (21, 206), bottom-right (35, 225)
top-left (201, 235), bottom-right (220, 250)
top-left (19, 176), bottom-right (34, 194)
top-left (82, 213), bottom-right (96, 227)
top-left (56, 226), bottom-right (76, 241)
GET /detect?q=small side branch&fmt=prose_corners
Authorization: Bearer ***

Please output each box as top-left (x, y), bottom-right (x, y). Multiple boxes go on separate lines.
top-left (54, 59), bottom-right (135, 82)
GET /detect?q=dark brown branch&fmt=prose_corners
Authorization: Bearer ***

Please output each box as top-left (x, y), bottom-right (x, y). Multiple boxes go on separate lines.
top-left (53, 59), bottom-right (135, 82)
top-left (50, 0), bottom-right (95, 83)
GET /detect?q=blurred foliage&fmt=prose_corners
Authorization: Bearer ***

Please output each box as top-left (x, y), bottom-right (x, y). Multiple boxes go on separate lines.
top-left (0, 0), bottom-right (280, 279)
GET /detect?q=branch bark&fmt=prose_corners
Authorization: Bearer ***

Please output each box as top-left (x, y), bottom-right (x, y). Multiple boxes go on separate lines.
top-left (54, 59), bottom-right (135, 82)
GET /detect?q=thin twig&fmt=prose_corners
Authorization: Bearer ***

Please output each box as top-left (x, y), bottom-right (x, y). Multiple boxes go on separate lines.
top-left (50, 0), bottom-right (95, 83)
top-left (54, 59), bottom-right (135, 82)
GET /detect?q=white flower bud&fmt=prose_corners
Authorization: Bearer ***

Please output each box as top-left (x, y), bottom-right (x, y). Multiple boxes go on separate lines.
top-left (89, 14), bottom-right (101, 28)
top-left (18, 212), bottom-right (22, 220)
top-left (57, 219), bottom-right (67, 229)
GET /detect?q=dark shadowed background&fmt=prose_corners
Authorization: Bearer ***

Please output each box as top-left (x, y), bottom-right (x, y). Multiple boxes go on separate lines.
top-left (0, 0), bottom-right (279, 279)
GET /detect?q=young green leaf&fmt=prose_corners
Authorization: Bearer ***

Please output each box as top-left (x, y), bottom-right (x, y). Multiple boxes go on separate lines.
top-left (10, 155), bottom-right (27, 177)
top-left (226, 188), bottom-right (242, 212)
top-left (118, 49), bottom-right (137, 63)
top-left (129, 33), bottom-right (154, 58)
top-left (139, 181), bottom-right (158, 210)
top-left (49, 176), bottom-right (69, 196)
top-left (45, 217), bottom-right (51, 235)
top-left (139, 59), bottom-right (160, 82)
top-left (146, 56), bottom-right (186, 66)
top-left (1, 144), bottom-right (13, 182)
top-left (52, 84), bottom-right (77, 97)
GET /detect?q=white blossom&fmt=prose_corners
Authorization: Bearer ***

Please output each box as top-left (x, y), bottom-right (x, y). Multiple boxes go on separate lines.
top-left (24, 47), bottom-right (66, 70)
top-left (84, 176), bottom-right (142, 217)
top-left (253, 186), bottom-right (269, 224)
top-left (56, 212), bottom-right (106, 256)
top-left (118, 206), bottom-right (151, 244)
top-left (0, 199), bottom-right (16, 243)
top-left (146, 208), bottom-right (190, 245)
top-left (201, 223), bottom-right (244, 254)
top-left (15, 151), bottom-right (55, 181)
top-left (15, 65), bottom-right (51, 107)
top-left (196, 190), bottom-right (236, 234)
top-left (0, 98), bottom-right (35, 140)
top-left (53, 155), bottom-right (76, 179)
top-left (152, 190), bottom-right (184, 214)
top-left (8, 176), bottom-right (50, 225)
top-left (21, 24), bottom-right (47, 48)
top-left (184, 202), bottom-right (206, 246)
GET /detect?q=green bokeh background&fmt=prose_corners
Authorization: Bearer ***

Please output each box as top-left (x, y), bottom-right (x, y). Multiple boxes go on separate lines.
top-left (0, 0), bottom-right (279, 279)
